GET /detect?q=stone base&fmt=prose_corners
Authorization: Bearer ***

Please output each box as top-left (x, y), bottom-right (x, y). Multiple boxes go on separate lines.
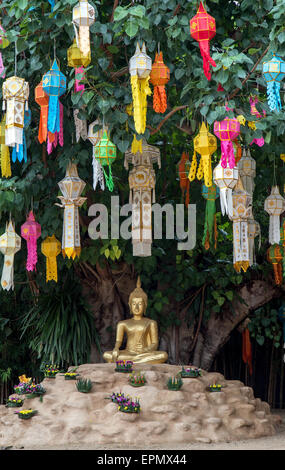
top-left (0, 364), bottom-right (281, 447)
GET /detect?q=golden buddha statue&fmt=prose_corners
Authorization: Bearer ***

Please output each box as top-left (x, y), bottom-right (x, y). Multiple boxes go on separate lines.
top-left (103, 277), bottom-right (168, 364)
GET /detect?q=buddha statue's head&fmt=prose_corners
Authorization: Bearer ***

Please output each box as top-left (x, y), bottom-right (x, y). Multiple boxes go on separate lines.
top-left (128, 277), bottom-right (148, 318)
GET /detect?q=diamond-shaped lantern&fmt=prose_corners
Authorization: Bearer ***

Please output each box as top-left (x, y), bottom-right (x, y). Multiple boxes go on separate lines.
top-left (41, 235), bottom-right (61, 283)
top-left (214, 117), bottom-right (240, 169)
top-left (57, 162), bottom-right (87, 260)
top-left (190, 2), bottom-right (216, 80)
top-left (2, 76), bottom-right (29, 147)
top-left (72, 0), bottom-right (95, 58)
top-left (93, 130), bottom-right (117, 192)
top-left (149, 51), bottom-right (170, 113)
top-left (21, 211), bottom-right (41, 272)
top-left (264, 186), bottom-right (285, 245)
top-left (189, 122), bottom-right (217, 187)
top-left (42, 59), bottom-right (66, 135)
top-left (213, 162), bottom-right (238, 217)
top-left (129, 42), bottom-right (152, 78)
top-left (238, 147), bottom-right (256, 197)
top-left (263, 53), bottom-right (285, 112)
top-left (67, 39), bottom-right (91, 68)
top-left (0, 220), bottom-right (21, 290)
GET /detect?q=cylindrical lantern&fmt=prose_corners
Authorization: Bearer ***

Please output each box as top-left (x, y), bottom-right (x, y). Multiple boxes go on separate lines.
top-left (93, 130), bottom-right (117, 192)
top-left (262, 53), bottom-right (285, 112)
top-left (264, 186), bottom-right (285, 245)
top-left (42, 59), bottom-right (66, 135)
top-left (238, 147), bottom-right (256, 197)
top-left (2, 76), bottom-right (29, 147)
top-left (72, 0), bottom-right (95, 59)
top-left (190, 2), bottom-right (216, 80)
top-left (0, 220), bottom-right (21, 290)
top-left (21, 211), bottom-right (41, 272)
top-left (189, 122), bottom-right (217, 187)
top-left (35, 80), bottom-right (49, 144)
top-left (149, 51), bottom-right (170, 114)
top-left (41, 235), bottom-right (61, 282)
top-left (213, 162), bottom-right (238, 217)
top-left (267, 244), bottom-right (284, 286)
top-left (214, 118), bottom-right (240, 169)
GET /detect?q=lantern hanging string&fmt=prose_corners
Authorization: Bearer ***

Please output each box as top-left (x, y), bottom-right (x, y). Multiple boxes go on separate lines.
top-left (14, 40), bottom-right (17, 76)
top-left (273, 155), bottom-right (277, 187)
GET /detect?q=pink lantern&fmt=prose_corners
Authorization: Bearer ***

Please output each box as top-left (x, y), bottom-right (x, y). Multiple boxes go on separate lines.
top-left (21, 211), bottom-right (41, 271)
top-left (249, 96), bottom-right (265, 148)
top-left (75, 67), bottom-right (85, 94)
top-left (214, 118), bottom-right (240, 169)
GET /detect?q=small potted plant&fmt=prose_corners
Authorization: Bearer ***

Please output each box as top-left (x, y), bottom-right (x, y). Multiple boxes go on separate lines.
top-left (208, 383), bottom-right (222, 392)
top-left (76, 378), bottom-right (92, 393)
top-left (44, 365), bottom-right (59, 378)
top-left (64, 372), bottom-right (79, 380)
top-left (128, 372), bottom-right (147, 387)
top-left (106, 392), bottom-right (126, 404)
top-left (15, 409), bottom-right (38, 420)
top-left (118, 397), bottom-right (140, 414)
top-left (6, 397), bottom-right (24, 408)
top-left (115, 360), bottom-right (133, 373)
top-left (14, 381), bottom-right (32, 395)
top-left (25, 383), bottom-right (46, 399)
top-left (167, 376), bottom-right (183, 391)
top-left (180, 366), bottom-right (202, 378)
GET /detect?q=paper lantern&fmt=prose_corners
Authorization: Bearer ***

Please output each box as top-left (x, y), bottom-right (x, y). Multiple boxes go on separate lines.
top-left (2, 76), bottom-right (29, 147)
top-left (263, 54), bottom-right (285, 112)
top-left (238, 147), bottom-right (256, 197)
top-left (41, 235), bottom-right (61, 283)
top-left (35, 80), bottom-right (49, 144)
top-left (0, 114), bottom-right (11, 178)
top-left (229, 178), bottom-right (252, 273)
top-left (68, 39), bottom-right (91, 68)
top-left (93, 130), bottom-right (117, 192)
top-left (21, 211), bottom-right (41, 272)
top-left (57, 162), bottom-right (86, 260)
top-left (213, 162), bottom-right (238, 217)
top-left (178, 151), bottom-right (191, 207)
top-left (42, 59), bottom-right (66, 135)
top-left (267, 244), bottom-right (284, 286)
top-left (149, 51), bottom-right (170, 114)
top-left (214, 118), bottom-right (240, 169)
top-left (248, 218), bottom-right (261, 267)
top-left (264, 186), bottom-right (285, 245)
top-left (88, 120), bottom-right (109, 191)
top-left (202, 184), bottom-right (219, 250)
top-left (129, 42), bottom-right (152, 135)
top-left (125, 141), bottom-right (161, 257)
top-left (12, 109), bottom-right (31, 163)
top-left (72, 0), bottom-right (95, 58)
top-left (189, 122), bottom-right (217, 187)
top-left (0, 220), bottom-right (21, 291)
top-left (190, 2), bottom-right (216, 80)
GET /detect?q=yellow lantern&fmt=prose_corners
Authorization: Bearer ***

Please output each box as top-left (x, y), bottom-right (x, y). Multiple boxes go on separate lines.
top-left (41, 235), bottom-right (62, 282)
top-left (67, 39), bottom-right (91, 68)
top-left (189, 122), bottom-right (217, 187)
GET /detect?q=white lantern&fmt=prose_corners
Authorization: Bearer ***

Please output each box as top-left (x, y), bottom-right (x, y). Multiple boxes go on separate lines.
top-left (0, 220), bottom-right (21, 291)
top-left (129, 42), bottom-right (152, 78)
top-left (72, 0), bottom-right (95, 58)
top-left (238, 147), bottom-right (256, 197)
top-left (213, 162), bottom-right (238, 217)
top-left (264, 186), bottom-right (285, 245)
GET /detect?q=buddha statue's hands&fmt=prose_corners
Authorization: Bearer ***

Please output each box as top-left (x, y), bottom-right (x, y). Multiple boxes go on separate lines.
top-left (112, 348), bottom-right (119, 362)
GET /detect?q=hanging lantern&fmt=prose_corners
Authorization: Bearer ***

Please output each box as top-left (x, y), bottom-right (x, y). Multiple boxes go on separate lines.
top-left (2, 76), bottom-right (29, 148)
top-left (12, 109), bottom-right (31, 163)
top-left (202, 184), bottom-right (219, 250)
top-left (267, 244), bottom-right (284, 286)
top-left (189, 122), bottom-right (217, 187)
top-left (278, 304), bottom-right (285, 362)
top-left (93, 130), bottom-right (117, 192)
top-left (214, 117), bottom-right (240, 169)
top-left (264, 186), bottom-right (285, 245)
top-left (238, 147), bottom-right (256, 197)
top-left (178, 151), bottom-right (191, 207)
top-left (129, 42), bottom-right (152, 135)
top-left (125, 141), bottom-right (161, 257)
top-left (88, 120), bottom-right (109, 190)
top-left (262, 53), bottom-right (285, 112)
top-left (35, 80), bottom-right (49, 144)
top-left (67, 39), bottom-right (91, 69)
top-left (149, 51), bottom-right (170, 114)
top-left (57, 162), bottom-right (86, 260)
top-left (72, 0), bottom-right (95, 59)
top-left (0, 114), bottom-right (11, 178)
top-left (213, 162), bottom-right (238, 217)
top-left (21, 211), bottom-right (41, 272)
top-left (42, 59), bottom-right (66, 135)
top-left (0, 220), bottom-right (21, 291)
top-left (190, 2), bottom-right (216, 81)
top-left (248, 218), bottom-right (261, 266)
top-left (41, 235), bottom-right (61, 283)
top-left (229, 177), bottom-right (252, 273)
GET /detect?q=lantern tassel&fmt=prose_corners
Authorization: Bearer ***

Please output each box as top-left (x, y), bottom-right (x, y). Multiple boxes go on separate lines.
top-left (221, 141), bottom-right (235, 169)
top-left (153, 86), bottom-right (167, 114)
top-left (92, 156), bottom-right (105, 191)
top-left (131, 75), bottom-right (151, 135)
top-left (48, 95), bottom-right (60, 135)
top-left (202, 195), bottom-right (216, 250)
top-left (26, 238), bottom-right (38, 272)
top-left (1, 141), bottom-right (11, 178)
top-left (46, 256), bottom-right (58, 282)
top-left (0, 53), bottom-right (5, 78)
top-left (102, 165), bottom-right (114, 192)
top-left (267, 81), bottom-right (282, 112)
top-left (199, 40), bottom-right (216, 81)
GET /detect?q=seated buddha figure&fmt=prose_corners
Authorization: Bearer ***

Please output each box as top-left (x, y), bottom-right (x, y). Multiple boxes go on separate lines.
top-left (103, 277), bottom-right (168, 364)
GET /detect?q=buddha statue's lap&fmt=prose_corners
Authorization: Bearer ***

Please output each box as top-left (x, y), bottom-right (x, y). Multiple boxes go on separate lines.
top-left (103, 278), bottom-right (168, 364)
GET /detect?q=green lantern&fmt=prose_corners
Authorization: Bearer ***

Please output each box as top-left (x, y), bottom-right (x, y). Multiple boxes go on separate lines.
top-left (202, 184), bottom-right (219, 250)
top-left (94, 130), bottom-right (117, 191)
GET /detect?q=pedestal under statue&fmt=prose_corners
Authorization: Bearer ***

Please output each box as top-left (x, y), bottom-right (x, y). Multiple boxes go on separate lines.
top-left (103, 277), bottom-right (168, 364)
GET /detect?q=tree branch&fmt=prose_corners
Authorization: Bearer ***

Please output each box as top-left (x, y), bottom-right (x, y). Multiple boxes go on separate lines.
top-left (109, 0), bottom-right (119, 22)
top-left (149, 105), bottom-right (189, 135)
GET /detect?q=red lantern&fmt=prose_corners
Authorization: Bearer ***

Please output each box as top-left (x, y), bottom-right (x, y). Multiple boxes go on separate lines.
top-left (150, 52), bottom-right (170, 113)
top-left (190, 2), bottom-right (216, 81)
top-left (35, 81), bottom-right (49, 144)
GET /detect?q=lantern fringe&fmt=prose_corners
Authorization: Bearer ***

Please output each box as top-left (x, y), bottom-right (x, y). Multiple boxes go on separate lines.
top-left (234, 260), bottom-right (250, 273)
top-left (92, 157), bottom-right (105, 191)
top-left (267, 81), bottom-right (282, 112)
top-left (102, 164), bottom-right (114, 192)
top-left (199, 40), bottom-right (217, 81)
top-left (202, 197), bottom-right (216, 250)
top-left (63, 246), bottom-right (81, 260)
top-left (189, 151), bottom-right (197, 181)
top-left (130, 75), bottom-right (151, 135)
top-left (153, 86), bottom-right (167, 113)
top-left (46, 257), bottom-right (58, 283)
top-left (1, 142), bottom-right (11, 178)
top-left (131, 135), bottom-right (142, 154)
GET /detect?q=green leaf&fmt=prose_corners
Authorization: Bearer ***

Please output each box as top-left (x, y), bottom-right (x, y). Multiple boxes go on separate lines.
top-left (125, 20), bottom-right (139, 38)
top-left (129, 5), bottom-right (146, 18)
top-left (114, 6), bottom-right (129, 21)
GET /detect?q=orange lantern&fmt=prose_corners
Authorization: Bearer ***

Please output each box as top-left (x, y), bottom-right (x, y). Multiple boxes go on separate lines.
top-left (35, 80), bottom-right (49, 144)
top-left (267, 244), bottom-right (284, 286)
top-left (149, 52), bottom-right (170, 114)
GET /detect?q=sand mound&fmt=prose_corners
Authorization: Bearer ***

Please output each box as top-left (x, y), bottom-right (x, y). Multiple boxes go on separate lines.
top-left (0, 363), bottom-right (281, 447)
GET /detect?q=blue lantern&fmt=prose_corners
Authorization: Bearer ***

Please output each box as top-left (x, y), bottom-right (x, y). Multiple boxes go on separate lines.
top-left (12, 110), bottom-right (31, 163)
top-left (42, 59), bottom-right (66, 135)
top-left (262, 53), bottom-right (285, 112)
